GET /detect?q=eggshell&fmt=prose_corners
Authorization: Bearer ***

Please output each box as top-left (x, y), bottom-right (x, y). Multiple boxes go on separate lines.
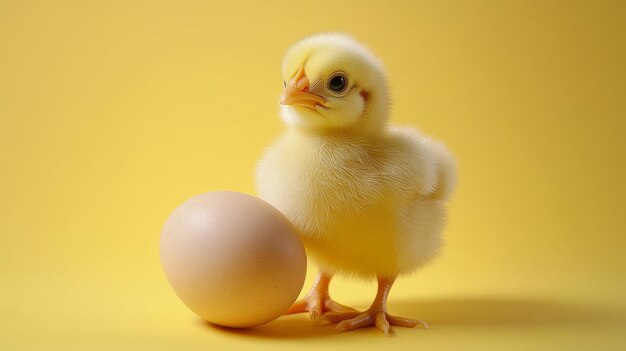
top-left (160, 191), bottom-right (307, 328)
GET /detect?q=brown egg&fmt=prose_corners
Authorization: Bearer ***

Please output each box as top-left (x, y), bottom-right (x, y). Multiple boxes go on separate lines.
top-left (160, 191), bottom-right (307, 328)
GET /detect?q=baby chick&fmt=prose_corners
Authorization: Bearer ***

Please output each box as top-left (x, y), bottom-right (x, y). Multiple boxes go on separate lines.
top-left (255, 33), bottom-right (456, 334)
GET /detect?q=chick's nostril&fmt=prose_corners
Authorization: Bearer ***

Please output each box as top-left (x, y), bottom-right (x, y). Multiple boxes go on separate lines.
top-left (296, 76), bottom-right (310, 92)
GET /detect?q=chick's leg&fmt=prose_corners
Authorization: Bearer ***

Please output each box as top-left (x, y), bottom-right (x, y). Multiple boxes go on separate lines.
top-left (284, 271), bottom-right (357, 323)
top-left (319, 276), bottom-right (428, 334)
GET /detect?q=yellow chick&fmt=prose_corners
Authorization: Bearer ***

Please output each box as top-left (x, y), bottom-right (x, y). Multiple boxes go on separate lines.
top-left (255, 33), bottom-right (456, 334)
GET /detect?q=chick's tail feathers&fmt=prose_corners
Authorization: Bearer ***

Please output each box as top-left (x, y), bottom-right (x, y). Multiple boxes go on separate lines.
top-left (427, 141), bottom-right (457, 201)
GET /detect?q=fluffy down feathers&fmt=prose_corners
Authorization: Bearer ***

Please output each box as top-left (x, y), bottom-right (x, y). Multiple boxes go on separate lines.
top-left (256, 33), bottom-right (456, 278)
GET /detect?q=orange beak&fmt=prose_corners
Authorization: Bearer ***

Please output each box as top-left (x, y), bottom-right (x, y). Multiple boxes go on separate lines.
top-left (280, 66), bottom-right (326, 109)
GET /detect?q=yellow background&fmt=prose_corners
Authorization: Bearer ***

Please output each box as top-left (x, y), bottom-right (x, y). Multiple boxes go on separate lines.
top-left (1, 0), bottom-right (625, 350)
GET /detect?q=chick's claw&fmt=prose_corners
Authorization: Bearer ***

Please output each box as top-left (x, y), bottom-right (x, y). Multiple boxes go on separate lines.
top-left (319, 310), bottom-right (428, 334)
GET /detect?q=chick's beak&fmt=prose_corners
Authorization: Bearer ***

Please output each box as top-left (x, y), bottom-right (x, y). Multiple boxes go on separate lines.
top-left (281, 66), bottom-right (326, 109)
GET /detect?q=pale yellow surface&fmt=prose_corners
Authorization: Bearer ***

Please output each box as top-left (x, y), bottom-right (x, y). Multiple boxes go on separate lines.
top-left (1, 1), bottom-right (625, 350)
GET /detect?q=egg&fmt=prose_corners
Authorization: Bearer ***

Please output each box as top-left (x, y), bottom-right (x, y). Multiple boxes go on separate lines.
top-left (160, 191), bottom-right (307, 328)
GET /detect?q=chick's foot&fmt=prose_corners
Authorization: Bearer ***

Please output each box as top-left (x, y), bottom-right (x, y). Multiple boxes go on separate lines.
top-left (285, 294), bottom-right (357, 323)
top-left (317, 276), bottom-right (428, 334)
top-left (284, 272), bottom-right (357, 323)
top-left (319, 309), bottom-right (428, 334)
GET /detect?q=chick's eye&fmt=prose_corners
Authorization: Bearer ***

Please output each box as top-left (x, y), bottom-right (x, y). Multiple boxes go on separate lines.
top-left (328, 73), bottom-right (347, 93)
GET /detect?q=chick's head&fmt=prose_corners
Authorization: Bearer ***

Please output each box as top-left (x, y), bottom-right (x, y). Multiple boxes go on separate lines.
top-left (280, 33), bottom-right (389, 134)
